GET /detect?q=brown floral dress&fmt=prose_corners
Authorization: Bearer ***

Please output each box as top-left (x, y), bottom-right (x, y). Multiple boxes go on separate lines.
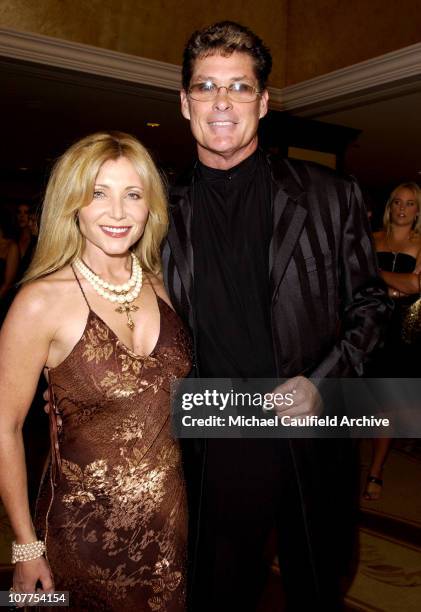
top-left (34, 278), bottom-right (191, 611)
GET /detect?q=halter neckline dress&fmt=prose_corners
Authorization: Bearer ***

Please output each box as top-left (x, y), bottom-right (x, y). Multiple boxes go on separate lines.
top-left (35, 272), bottom-right (192, 611)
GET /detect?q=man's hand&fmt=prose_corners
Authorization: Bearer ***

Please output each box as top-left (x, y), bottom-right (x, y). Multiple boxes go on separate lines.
top-left (271, 376), bottom-right (323, 418)
top-left (43, 388), bottom-right (62, 427)
top-left (42, 388), bottom-right (50, 415)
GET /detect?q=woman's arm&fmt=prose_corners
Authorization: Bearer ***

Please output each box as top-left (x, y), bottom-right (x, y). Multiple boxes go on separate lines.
top-left (413, 243), bottom-right (421, 274)
top-left (0, 242), bottom-right (20, 299)
top-left (380, 270), bottom-right (420, 295)
top-left (0, 285), bottom-right (55, 591)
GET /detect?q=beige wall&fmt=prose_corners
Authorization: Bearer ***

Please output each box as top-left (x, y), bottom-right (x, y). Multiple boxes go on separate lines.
top-left (0, 0), bottom-right (288, 87)
top-left (286, 0), bottom-right (421, 84)
top-left (1, 1), bottom-right (421, 87)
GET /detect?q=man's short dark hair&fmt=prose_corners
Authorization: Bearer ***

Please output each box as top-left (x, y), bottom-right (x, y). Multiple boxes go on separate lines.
top-left (182, 21), bottom-right (272, 91)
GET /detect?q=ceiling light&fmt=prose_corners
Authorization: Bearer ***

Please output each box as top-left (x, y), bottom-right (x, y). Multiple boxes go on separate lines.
top-left (146, 122), bottom-right (160, 127)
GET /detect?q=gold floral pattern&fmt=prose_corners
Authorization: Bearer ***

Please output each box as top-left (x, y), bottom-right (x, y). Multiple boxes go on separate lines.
top-left (98, 356), bottom-right (167, 399)
top-left (82, 318), bottom-right (114, 364)
top-left (61, 459), bottom-right (109, 507)
top-left (35, 298), bottom-right (191, 611)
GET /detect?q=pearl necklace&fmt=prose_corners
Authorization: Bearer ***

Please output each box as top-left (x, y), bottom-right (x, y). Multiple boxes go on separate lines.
top-left (73, 252), bottom-right (142, 329)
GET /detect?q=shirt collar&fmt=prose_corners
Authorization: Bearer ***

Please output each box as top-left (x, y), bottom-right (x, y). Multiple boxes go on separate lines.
top-left (197, 148), bottom-right (260, 182)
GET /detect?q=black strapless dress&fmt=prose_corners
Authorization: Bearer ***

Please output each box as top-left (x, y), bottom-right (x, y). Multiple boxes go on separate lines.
top-left (371, 251), bottom-right (419, 376)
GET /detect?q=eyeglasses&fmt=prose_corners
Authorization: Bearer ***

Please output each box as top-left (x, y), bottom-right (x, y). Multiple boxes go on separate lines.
top-left (188, 80), bottom-right (261, 102)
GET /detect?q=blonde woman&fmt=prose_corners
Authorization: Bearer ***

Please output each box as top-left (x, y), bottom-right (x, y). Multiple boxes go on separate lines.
top-left (0, 132), bottom-right (191, 610)
top-left (364, 182), bottom-right (421, 500)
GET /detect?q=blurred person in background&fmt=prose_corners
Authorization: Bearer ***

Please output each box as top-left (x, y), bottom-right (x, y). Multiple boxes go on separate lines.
top-left (364, 182), bottom-right (421, 500)
top-left (0, 207), bottom-right (19, 316)
top-left (16, 203), bottom-right (38, 279)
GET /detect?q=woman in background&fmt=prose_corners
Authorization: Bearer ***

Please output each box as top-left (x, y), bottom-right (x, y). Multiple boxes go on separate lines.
top-left (16, 203), bottom-right (38, 278)
top-left (0, 209), bottom-right (19, 301)
top-left (364, 182), bottom-right (421, 500)
top-left (0, 209), bottom-right (20, 324)
top-left (0, 132), bottom-right (191, 610)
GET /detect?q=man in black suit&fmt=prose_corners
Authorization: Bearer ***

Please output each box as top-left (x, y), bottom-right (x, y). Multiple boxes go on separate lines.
top-left (163, 21), bottom-right (390, 612)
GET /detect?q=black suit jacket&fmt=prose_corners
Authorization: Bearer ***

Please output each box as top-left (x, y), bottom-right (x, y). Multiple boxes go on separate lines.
top-left (162, 154), bottom-right (391, 605)
top-left (163, 154), bottom-right (390, 377)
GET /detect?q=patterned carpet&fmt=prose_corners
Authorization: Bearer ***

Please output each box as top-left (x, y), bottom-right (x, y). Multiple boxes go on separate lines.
top-left (345, 440), bottom-right (421, 611)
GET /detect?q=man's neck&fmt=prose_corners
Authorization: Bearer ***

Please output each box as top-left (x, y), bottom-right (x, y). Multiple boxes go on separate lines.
top-left (197, 139), bottom-right (259, 170)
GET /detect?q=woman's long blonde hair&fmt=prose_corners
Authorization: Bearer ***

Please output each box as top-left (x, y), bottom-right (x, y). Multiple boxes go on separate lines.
top-left (23, 131), bottom-right (168, 283)
top-left (383, 182), bottom-right (421, 235)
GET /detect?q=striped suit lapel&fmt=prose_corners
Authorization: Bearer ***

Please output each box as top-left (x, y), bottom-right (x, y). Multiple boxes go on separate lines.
top-left (269, 158), bottom-right (308, 298)
top-left (167, 190), bottom-right (194, 313)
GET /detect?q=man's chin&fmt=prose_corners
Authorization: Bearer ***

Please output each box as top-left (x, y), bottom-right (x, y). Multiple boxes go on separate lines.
top-left (201, 138), bottom-right (237, 155)
top-left (198, 139), bottom-right (257, 161)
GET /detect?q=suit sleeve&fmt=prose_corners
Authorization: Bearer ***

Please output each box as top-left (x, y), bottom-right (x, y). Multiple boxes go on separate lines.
top-left (310, 177), bottom-right (392, 378)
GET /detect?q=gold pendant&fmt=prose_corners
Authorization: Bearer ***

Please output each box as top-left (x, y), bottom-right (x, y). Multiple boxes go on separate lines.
top-left (115, 303), bottom-right (139, 330)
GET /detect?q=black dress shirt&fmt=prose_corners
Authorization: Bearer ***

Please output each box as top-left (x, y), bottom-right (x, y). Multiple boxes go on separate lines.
top-left (192, 149), bottom-right (276, 378)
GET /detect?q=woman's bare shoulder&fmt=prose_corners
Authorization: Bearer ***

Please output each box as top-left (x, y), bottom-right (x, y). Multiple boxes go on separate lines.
top-left (410, 232), bottom-right (421, 249)
top-left (373, 230), bottom-right (386, 249)
top-left (11, 265), bottom-right (77, 321)
top-left (7, 240), bottom-right (19, 257)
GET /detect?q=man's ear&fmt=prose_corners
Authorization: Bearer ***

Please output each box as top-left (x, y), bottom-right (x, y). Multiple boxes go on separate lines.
top-left (259, 89), bottom-right (269, 119)
top-left (180, 90), bottom-right (191, 120)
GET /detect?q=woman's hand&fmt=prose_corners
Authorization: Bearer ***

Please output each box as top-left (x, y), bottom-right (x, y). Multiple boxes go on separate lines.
top-left (13, 557), bottom-right (54, 605)
top-left (381, 270), bottom-right (420, 295)
top-left (387, 287), bottom-right (405, 298)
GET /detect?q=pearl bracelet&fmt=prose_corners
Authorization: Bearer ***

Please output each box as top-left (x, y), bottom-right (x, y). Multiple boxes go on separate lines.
top-left (11, 540), bottom-right (45, 564)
